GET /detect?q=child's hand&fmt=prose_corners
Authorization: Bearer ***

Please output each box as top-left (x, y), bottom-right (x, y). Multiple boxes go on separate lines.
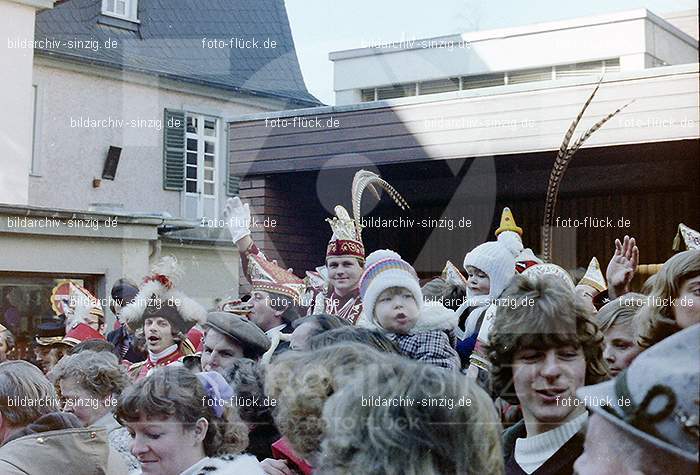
top-left (261, 458), bottom-right (294, 475)
top-left (606, 235), bottom-right (639, 298)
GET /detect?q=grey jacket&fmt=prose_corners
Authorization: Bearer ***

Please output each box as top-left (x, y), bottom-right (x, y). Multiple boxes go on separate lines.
top-left (0, 412), bottom-right (127, 475)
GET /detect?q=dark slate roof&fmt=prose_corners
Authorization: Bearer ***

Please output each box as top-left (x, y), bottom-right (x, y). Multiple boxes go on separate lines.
top-left (35, 0), bottom-right (321, 106)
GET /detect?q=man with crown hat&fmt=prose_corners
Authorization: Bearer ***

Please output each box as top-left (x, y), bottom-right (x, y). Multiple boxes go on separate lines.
top-left (119, 257), bottom-right (205, 380)
top-left (223, 197), bottom-right (305, 351)
top-left (307, 170), bottom-right (409, 324)
top-left (224, 170), bottom-right (409, 328)
top-left (308, 205), bottom-right (366, 324)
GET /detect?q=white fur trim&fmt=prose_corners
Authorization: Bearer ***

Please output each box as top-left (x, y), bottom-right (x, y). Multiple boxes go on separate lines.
top-left (150, 256), bottom-right (183, 285)
top-left (476, 303), bottom-right (498, 342)
top-left (120, 281), bottom-right (206, 329)
top-left (120, 279), bottom-right (166, 327)
top-left (453, 295), bottom-right (491, 339)
top-left (412, 300), bottom-right (458, 333)
top-left (360, 271), bottom-right (423, 327)
top-left (182, 454), bottom-right (264, 474)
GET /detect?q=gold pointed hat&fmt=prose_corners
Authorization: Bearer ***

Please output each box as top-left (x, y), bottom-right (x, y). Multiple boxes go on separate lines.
top-left (522, 263), bottom-right (575, 290)
top-left (577, 257), bottom-right (607, 293)
top-left (672, 223), bottom-right (700, 251)
top-left (441, 260), bottom-right (467, 289)
top-left (246, 252), bottom-right (306, 302)
top-left (495, 207), bottom-right (523, 236)
top-left (326, 170), bottom-right (409, 261)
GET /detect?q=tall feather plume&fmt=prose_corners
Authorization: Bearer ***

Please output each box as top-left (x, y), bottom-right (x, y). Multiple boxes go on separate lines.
top-left (351, 170), bottom-right (409, 233)
top-left (542, 80), bottom-right (631, 262)
top-left (149, 255), bottom-right (183, 286)
top-left (563, 100), bottom-right (633, 161)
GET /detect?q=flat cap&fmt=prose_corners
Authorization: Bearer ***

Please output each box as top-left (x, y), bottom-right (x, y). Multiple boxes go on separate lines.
top-left (205, 312), bottom-right (270, 356)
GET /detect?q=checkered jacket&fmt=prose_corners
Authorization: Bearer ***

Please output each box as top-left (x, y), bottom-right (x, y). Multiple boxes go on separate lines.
top-left (387, 330), bottom-right (461, 370)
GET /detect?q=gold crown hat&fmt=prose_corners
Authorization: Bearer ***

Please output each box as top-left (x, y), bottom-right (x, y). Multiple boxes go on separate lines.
top-left (577, 257), bottom-right (607, 293)
top-left (673, 223), bottom-right (700, 251)
top-left (326, 170), bottom-right (409, 261)
top-left (441, 260), bottom-right (467, 289)
top-left (495, 207), bottom-right (525, 258)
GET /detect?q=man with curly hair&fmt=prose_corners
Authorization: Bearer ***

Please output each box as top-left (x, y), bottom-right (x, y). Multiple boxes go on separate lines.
top-left (486, 274), bottom-right (608, 475)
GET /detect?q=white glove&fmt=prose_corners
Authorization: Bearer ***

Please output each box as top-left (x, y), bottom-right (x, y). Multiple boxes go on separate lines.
top-left (223, 197), bottom-right (251, 243)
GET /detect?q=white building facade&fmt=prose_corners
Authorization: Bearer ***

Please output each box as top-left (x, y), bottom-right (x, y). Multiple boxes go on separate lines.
top-left (331, 9), bottom-right (698, 105)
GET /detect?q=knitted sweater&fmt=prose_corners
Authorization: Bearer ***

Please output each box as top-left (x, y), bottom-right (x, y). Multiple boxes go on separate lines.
top-left (502, 412), bottom-right (588, 475)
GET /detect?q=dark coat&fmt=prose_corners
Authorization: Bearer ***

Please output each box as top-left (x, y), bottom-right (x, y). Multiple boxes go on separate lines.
top-left (107, 325), bottom-right (146, 363)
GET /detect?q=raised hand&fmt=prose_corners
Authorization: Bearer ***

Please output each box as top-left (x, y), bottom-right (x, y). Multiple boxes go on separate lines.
top-left (222, 197), bottom-right (251, 244)
top-left (606, 235), bottom-right (639, 298)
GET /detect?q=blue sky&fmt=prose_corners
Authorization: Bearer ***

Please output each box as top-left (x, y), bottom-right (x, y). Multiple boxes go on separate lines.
top-left (285, 0), bottom-right (697, 104)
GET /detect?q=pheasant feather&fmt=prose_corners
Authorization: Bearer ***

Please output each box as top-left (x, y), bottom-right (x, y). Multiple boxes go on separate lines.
top-left (542, 81), bottom-right (631, 262)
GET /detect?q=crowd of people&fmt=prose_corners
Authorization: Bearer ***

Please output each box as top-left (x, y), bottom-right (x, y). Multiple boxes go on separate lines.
top-left (0, 172), bottom-right (698, 474)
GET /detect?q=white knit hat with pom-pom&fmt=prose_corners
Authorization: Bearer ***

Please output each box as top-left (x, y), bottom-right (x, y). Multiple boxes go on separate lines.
top-left (359, 249), bottom-right (423, 323)
top-left (497, 230), bottom-right (523, 258)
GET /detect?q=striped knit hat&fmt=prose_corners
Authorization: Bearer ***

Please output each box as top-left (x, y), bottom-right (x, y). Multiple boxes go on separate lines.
top-left (359, 250), bottom-right (423, 322)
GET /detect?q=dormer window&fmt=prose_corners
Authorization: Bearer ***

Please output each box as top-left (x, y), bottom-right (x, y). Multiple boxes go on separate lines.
top-left (102, 0), bottom-right (138, 22)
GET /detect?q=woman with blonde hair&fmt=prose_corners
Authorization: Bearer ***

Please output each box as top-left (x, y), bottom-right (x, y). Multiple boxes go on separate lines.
top-left (51, 350), bottom-right (137, 471)
top-left (116, 366), bottom-right (263, 474)
top-left (318, 353), bottom-right (504, 474)
top-left (262, 343), bottom-right (383, 473)
top-left (636, 250), bottom-right (700, 348)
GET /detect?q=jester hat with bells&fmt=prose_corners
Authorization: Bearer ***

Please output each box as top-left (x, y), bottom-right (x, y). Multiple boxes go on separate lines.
top-left (119, 257), bottom-right (206, 343)
top-left (326, 170), bottom-right (409, 262)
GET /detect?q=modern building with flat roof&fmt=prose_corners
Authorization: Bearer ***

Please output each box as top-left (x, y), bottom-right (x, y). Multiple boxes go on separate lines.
top-left (226, 15), bottom-right (699, 277)
top-left (330, 9), bottom-right (698, 105)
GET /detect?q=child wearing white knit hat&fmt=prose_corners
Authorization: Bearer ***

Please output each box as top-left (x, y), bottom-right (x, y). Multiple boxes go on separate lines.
top-left (358, 250), bottom-right (460, 370)
top-left (453, 241), bottom-right (517, 369)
